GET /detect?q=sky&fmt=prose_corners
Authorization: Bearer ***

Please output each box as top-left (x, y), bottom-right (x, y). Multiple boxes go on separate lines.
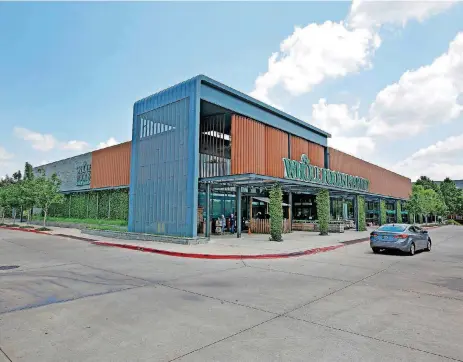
top-left (0, 1), bottom-right (462, 182)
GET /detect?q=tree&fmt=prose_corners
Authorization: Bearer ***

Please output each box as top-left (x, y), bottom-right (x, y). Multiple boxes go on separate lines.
top-left (18, 179), bottom-right (36, 223)
top-left (269, 184), bottom-right (283, 241)
top-left (0, 187), bottom-right (9, 224)
top-left (34, 172), bottom-right (64, 227)
top-left (24, 162), bottom-right (34, 181)
top-left (407, 185), bottom-right (426, 224)
top-left (421, 188), bottom-right (438, 224)
top-left (12, 170), bottom-right (22, 183)
top-left (440, 178), bottom-right (458, 215)
top-left (415, 176), bottom-right (439, 192)
top-left (6, 183), bottom-right (21, 225)
top-left (316, 189), bottom-right (330, 235)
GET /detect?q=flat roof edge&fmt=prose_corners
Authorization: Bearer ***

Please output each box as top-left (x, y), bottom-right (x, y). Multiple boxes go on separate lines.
top-left (197, 75), bottom-right (331, 138)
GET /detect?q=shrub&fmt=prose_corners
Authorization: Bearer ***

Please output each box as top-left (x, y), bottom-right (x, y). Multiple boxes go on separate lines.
top-left (446, 219), bottom-right (461, 225)
top-left (316, 190), bottom-right (330, 235)
top-left (269, 184), bottom-right (283, 241)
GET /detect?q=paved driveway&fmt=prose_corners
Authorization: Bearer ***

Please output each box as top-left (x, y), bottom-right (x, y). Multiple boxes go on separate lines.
top-left (1, 226), bottom-right (462, 361)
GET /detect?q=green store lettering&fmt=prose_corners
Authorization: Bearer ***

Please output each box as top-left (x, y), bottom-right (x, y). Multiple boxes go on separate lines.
top-left (76, 162), bottom-right (91, 186)
top-left (283, 154), bottom-right (369, 192)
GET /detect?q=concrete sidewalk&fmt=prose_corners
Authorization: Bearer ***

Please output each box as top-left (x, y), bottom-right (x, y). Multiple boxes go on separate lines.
top-left (1, 222), bottom-right (373, 257)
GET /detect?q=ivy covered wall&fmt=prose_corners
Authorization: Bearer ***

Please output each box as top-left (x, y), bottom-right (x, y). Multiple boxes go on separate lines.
top-left (380, 199), bottom-right (387, 225)
top-left (48, 188), bottom-right (129, 221)
top-left (357, 196), bottom-right (366, 231)
top-left (316, 189), bottom-right (330, 235)
top-left (396, 202), bottom-right (402, 223)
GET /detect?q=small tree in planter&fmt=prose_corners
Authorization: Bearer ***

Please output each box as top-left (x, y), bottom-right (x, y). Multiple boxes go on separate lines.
top-left (316, 189), bottom-right (330, 235)
top-left (269, 183), bottom-right (283, 241)
top-left (34, 172), bottom-right (64, 229)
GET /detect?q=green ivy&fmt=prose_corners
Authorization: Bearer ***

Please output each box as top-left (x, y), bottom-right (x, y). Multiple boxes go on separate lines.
top-left (357, 196), bottom-right (366, 231)
top-left (316, 189), bottom-right (330, 235)
top-left (396, 202), bottom-right (402, 223)
top-left (380, 199), bottom-right (387, 225)
top-left (47, 188), bottom-right (129, 222)
top-left (269, 184), bottom-right (283, 241)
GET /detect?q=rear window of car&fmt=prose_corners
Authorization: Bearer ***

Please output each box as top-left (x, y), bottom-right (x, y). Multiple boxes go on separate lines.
top-left (377, 225), bottom-right (407, 232)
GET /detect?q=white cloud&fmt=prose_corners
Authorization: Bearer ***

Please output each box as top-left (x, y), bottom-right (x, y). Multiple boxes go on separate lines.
top-left (97, 137), bottom-right (118, 150)
top-left (0, 146), bottom-right (13, 162)
top-left (393, 133), bottom-right (463, 181)
top-left (368, 32), bottom-right (463, 138)
top-left (348, 0), bottom-right (456, 29)
top-left (62, 140), bottom-right (90, 151)
top-left (14, 127), bottom-right (89, 152)
top-left (250, 0), bottom-right (455, 105)
top-left (14, 127), bottom-right (57, 151)
top-left (251, 21), bottom-right (380, 103)
top-left (311, 98), bottom-right (367, 135)
top-left (329, 136), bottom-right (375, 159)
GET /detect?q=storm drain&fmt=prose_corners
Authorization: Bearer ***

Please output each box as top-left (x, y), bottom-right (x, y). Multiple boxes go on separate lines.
top-left (0, 265), bottom-right (19, 271)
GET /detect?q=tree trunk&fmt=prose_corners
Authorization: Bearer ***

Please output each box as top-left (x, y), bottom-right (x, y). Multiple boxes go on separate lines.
top-left (12, 208), bottom-right (16, 225)
top-left (43, 209), bottom-right (47, 227)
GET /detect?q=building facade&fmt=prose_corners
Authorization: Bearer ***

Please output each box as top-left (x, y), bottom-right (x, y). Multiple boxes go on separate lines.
top-left (35, 75), bottom-right (412, 237)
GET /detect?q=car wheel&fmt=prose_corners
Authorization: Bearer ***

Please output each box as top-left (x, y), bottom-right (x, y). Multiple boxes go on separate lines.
top-left (372, 248), bottom-right (380, 254)
top-left (409, 242), bottom-right (415, 256)
top-left (425, 239), bottom-right (432, 252)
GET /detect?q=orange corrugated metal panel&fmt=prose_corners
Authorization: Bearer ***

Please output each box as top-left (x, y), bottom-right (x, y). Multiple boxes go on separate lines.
top-left (91, 141), bottom-right (131, 189)
top-left (291, 135), bottom-right (324, 168)
top-left (231, 115), bottom-right (265, 175)
top-left (328, 147), bottom-right (412, 199)
top-left (265, 127), bottom-right (288, 178)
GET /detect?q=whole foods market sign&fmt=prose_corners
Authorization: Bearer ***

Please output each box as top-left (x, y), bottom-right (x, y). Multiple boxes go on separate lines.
top-left (283, 154), bottom-right (369, 192)
top-left (76, 162), bottom-right (91, 186)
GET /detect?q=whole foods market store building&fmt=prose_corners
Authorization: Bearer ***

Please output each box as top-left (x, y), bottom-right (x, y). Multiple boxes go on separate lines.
top-left (129, 75), bottom-right (412, 238)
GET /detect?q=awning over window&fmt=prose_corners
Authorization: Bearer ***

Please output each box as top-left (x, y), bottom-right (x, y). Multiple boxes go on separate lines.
top-left (253, 196), bottom-right (290, 207)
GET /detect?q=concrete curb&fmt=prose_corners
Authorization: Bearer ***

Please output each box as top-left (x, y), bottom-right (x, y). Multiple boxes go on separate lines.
top-left (90, 241), bottom-right (358, 260)
top-left (0, 226), bottom-right (50, 235)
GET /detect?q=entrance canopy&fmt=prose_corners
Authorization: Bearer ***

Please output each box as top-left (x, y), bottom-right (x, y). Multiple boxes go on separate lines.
top-left (199, 173), bottom-right (406, 202)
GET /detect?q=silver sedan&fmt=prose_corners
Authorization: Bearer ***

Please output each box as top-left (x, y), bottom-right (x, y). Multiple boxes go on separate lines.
top-left (370, 224), bottom-right (432, 255)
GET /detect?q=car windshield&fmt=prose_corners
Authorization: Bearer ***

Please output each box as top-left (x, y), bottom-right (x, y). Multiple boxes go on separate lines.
top-left (377, 225), bottom-right (407, 232)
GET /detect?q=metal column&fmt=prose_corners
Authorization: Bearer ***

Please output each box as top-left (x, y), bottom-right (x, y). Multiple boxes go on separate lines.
top-left (353, 196), bottom-right (359, 231)
top-left (236, 187), bottom-right (242, 238)
top-left (205, 183), bottom-right (211, 237)
top-left (288, 192), bottom-right (293, 232)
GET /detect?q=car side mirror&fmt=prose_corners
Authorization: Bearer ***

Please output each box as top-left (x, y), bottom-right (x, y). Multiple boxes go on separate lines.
top-left (421, 230), bottom-right (428, 234)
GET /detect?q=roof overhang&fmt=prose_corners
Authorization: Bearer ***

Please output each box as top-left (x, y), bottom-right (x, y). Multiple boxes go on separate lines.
top-left (199, 174), bottom-right (408, 201)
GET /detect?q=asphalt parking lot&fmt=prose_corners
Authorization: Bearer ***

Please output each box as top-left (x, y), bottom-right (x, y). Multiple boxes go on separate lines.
top-left (1, 226), bottom-right (463, 361)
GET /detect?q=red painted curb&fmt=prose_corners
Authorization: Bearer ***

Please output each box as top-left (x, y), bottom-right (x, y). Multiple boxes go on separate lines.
top-left (0, 226), bottom-right (50, 235)
top-left (91, 241), bottom-right (346, 260)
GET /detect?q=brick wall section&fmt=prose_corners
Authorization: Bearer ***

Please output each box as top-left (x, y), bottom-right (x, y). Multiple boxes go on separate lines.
top-left (91, 141), bottom-right (131, 189)
top-left (329, 147), bottom-right (412, 199)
